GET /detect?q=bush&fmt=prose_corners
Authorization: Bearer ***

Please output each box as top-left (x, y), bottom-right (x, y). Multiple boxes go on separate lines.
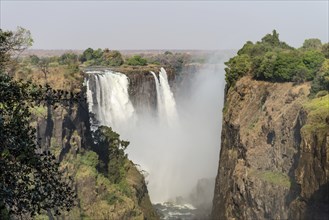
top-left (224, 30), bottom-right (327, 87)
top-left (80, 151), bottom-right (99, 168)
top-left (310, 59), bottom-right (329, 96)
top-left (102, 50), bottom-right (123, 66)
top-left (125, 55), bottom-right (147, 66)
top-left (301, 38), bottom-right (322, 51)
top-left (225, 54), bottom-right (252, 86)
top-left (302, 50), bottom-right (325, 73)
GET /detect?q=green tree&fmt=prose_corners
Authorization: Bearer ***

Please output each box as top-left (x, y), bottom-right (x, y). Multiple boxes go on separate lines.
top-left (79, 48), bottom-right (94, 63)
top-left (59, 52), bottom-right (78, 65)
top-left (102, 49), bottom-right (124, 66)
top-left (125, 55), bottom-right (147, 66)
top-left (271, 51), bottom-right (305, 81)
top-left (224, 54), bottom-right (252, 86)
top-left (310, 59), bottom-right (329, 96)
top-left (92, 48), bottom-right (103, 60)
top-left (302, 50), bottom-right (325, 75)
top-left (261, 29), bottom-right (280, 46)
top-left (1, 27), bottom-right (77, 218)
top-left (93, 126), bottom-right (129, 183)
top-left (301, 38), bottom-right (322, 51)
top-left (29, 55), bottom-right (40, 66)
top-left (321, 43), bottom-right (329, 59)
top-left (0, 27), bottom-right (33, 74)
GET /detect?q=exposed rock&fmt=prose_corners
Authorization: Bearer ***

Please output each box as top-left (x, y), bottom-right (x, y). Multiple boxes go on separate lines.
top-left (33, 81), bottom-right (159, 219)
top-left (212, 76), bottom-right (329, 219)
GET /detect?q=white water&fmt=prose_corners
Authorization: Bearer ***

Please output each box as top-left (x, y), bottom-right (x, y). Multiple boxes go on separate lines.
top-left (86, 63), bottom-right (226, 204)
top-left (85, 70), bottom-right (136, 135)
top-left (152, 68), bottom-right (178, 126)
top-left (150, 71), bottom-right (163, 118)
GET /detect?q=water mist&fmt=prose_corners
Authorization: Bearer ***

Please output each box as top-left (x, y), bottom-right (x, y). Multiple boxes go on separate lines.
top-left (85, 59), bottom-right (226, 204)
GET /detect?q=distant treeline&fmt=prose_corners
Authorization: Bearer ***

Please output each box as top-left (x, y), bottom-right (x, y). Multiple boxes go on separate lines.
top-left (26, 48), bottom-right (193, 73)
top-left (225, 30), bottom-right (329, 97)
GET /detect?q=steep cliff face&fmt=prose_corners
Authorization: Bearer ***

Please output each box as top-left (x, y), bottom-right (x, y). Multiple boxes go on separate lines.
top-left (212, 76), bottom-right (329, 219)
top-left (34, 84), bottom-right (159, 219)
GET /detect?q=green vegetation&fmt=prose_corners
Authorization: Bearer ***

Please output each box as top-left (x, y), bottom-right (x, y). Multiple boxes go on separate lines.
top-left (302, 94), bottom-right (329, 136)
top-left (79, 48), bottom-right (124, 67)
top-left (2, 27), bottom-right (157, 219)
top-left (147, 51), bottom-right (190, 73)
top-left (251, 169), bottom-right (291, 188)
top-left (57, 126), bottom-right (146, 219)
top-left (125, 55), bottom-right (148, 66)
top-left (0, 27), bottom-right (81, 218)
top-left (225, 30), bottom-right (328, 92)
top-left (93, 126), bottom-right (130, 183)
top-left (310, 59), bottom-right (329, 96)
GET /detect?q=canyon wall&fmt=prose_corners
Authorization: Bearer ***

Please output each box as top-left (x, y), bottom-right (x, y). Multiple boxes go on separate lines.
top-left (211, 76), bottom-right (329, 219)
top-left (33, 66), bottom-right (170, 219)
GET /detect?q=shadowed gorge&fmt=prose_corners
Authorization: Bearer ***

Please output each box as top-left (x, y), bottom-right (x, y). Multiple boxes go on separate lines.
top-left (1, 1), bottom-right (328, 218)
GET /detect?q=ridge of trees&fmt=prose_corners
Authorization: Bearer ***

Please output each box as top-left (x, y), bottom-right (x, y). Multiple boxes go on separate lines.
top-left (225, 30), bottom-right (329, 96)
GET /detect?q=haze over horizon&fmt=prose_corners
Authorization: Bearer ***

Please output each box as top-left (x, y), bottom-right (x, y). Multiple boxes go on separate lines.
top-left (1, 0), bottom-right (328, 50)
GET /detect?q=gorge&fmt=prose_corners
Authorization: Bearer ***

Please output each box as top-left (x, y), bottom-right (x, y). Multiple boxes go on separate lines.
top-left (1, 26), bottom-right (328, 219)
top-left (84, 64), bottom-right (226, 218)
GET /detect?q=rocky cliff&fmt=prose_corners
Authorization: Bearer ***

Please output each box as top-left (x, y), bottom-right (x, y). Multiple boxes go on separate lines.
top-left (31, 66), bottom-right (169, 219)
top-left (211, 76), bottom-right (329, 219)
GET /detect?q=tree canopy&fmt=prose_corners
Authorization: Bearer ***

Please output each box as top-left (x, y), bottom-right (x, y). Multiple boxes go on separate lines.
top-left (224, 30), bottom-right (328, 96)
top-left (1, 27), bottom-right (77, 218)
top-left (125, 55), bottom-right (148, 66)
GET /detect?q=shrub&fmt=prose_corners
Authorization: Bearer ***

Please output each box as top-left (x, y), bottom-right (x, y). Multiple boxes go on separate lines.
top-left (225, 54), bottom-right (252, 86)
top-left (301, 38), bottom-right (322, 51)
top-left (125, 55), bottom-right (147, 66)
top-left (224, 30), bottom-right (327, 87)
top-left (102, 50), bottom-right (123, 66)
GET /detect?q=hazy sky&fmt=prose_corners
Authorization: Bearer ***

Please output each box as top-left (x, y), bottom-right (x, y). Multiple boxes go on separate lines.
top-left (1, 0), bottom-right (328, 50)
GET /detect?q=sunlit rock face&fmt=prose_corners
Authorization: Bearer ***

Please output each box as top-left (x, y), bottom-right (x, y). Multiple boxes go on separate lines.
top-left (211, 76), bottom-right (329, 220)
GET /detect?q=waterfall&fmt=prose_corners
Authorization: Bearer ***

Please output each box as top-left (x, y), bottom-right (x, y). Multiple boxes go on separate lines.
top-left (85, 70), bottom-right (136, 135)
top-left (151, 67), bottom-right (178, 126)
top-left (150, 71), bottom-right (163, 117)
top-left (85, 63), bottom-right (225, 205)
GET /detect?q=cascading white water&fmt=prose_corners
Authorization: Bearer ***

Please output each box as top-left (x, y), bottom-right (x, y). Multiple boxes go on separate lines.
top-left (158, 67), bottom-right (178, 126)
top-left (85, 62), bottom-right (226, 207)
top-left (150, 71), bottom-right (163, 117)
top-left (151, 68), bottom-right (178, 126)
top-left (85, 70), bottom-right (136, 135)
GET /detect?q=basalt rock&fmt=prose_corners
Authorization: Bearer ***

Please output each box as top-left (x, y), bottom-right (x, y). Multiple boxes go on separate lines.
top-left (211, 76), bottom-right (329, 220)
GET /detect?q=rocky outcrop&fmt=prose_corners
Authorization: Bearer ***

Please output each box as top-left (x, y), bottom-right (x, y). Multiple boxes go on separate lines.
top-left (211, 76), bottom-right (329, 219)
top-left (34, 87), bottom-right (159, 219)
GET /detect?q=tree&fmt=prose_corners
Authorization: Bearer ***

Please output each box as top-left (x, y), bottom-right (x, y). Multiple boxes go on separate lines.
top-left (310, 59), bottom-right (329, 96)
top-left (125, 55), bottom-right (147, 66)
top-left (261, 30), bottom-right (280, 46)
top-left (29, 55), bottom-right (40, 66)
top-left (224, 54), bottom-right (252, 86)
top-left (102, 49), bottom-right (124, 66)
top-left (321, 43), bottom-right (329, 58)
top-left (0, 27), bottom-right (33, 73)
top-left (79, 48), bottom-right (94, 63)
top-left (1, 27), bottom-right (77, 218)
top-left (302, 50), bottom-right (325, 75)
top-left (59, 52), bottom-right (78, 65)
top-left (37, 57), bottom-right (50, 82)
top-left (301, 38), bottom-right (322, 51)
top-left (92, 126), bottom-right (129, 183)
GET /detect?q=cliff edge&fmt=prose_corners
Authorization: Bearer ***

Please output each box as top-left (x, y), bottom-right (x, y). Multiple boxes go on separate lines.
top-left (211, 76), bottom-right (329, 219)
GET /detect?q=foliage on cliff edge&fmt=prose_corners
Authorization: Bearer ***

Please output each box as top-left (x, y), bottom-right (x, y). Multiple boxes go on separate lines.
top-left (225, 30), bottom-right (328, 96)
